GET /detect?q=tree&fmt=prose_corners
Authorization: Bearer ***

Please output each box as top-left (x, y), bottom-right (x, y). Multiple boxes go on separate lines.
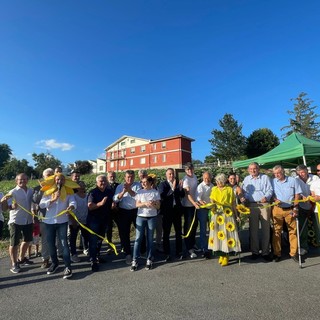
top-left (32, 152), bottom-right (62, 178)
top-left (204, 155), bottom-right (215, 164)
top-left (246, 128), bottom-right (280, 158)
top-left (208, 113), bottom-right (247, 161)
top-left (281, 92), bottom-right (320, 139)
top-left (70, 160), bottom-right (93, 175)
top-left (0, 158), bottom-right (34, 180)
top-left (0, 143), bottom-right (12, 169)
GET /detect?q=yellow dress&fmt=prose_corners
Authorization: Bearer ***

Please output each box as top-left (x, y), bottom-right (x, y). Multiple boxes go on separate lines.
top-left (208, 186), bottom-right (241, 253)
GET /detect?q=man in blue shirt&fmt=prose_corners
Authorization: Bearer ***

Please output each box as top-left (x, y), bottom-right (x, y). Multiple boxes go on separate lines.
top-left (272, 165), bottom-right (302, 263)
top-left (242, 162), bottom-right (273, 261)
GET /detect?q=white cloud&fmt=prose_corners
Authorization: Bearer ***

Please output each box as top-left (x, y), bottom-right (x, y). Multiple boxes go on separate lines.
top-left (36, 139), bottom-right (74, 151)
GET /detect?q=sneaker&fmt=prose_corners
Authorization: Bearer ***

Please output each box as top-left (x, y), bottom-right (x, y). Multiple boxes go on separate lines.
top-left (145, 259), bottom-right (153, 270)
top-left (126, 254), bottom-right (132, 265)
top-left (18, 257), bottom-right (34, 266)
top-left (71, 254), bottom-right (80, 263)
top-left (189, 249), bottom-right (197, 259)
top-left (63, 267), bottom-right (72, 279)
top-left (291, 255), bottom-right (299, 263)
top-left (83, 249), bottom-right (89, 256)
top-left (36, 252), bottom-right (42, 257)
top-left (10, 264), bottom-right (21, 274)
top-left (47, 263), bottom-right (59, 275)
top-left (41, 259), bottom-right (50, 269)
top-left (91, 262), bottom-right (99, 272)
top-left (130, 260), bottom-right (138, 272)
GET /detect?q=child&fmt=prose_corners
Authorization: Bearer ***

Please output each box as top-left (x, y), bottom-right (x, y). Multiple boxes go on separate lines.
top-left (28, 217), bottom-right (41, 258)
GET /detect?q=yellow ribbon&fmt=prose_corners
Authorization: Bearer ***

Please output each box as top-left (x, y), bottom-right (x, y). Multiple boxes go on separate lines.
top-left (181, 208), bottom-right (197, 239)
top-left (67, 210), bottom-right (118, 255)
top-left (13, 201), bottom-right (118, 255)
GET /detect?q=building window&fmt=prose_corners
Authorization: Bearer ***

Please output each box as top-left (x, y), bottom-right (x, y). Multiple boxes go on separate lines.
top-left (141, 145), bottom-right (146, 152)
top-left (162, 154), bottom-right (166, 162)
top-left (110, 152), bottom-right (114, 160)
top-left (130, 147), bottom-right (135, 154)
top-left (162, 142), bottom-right (166, 149)
top-left (154, 156), bottom-right (157, 163)
top-left (130, 159), bottom-right (133, 166)
top-left (99, 166), bottom-right (103, 171)
top-left (153, 144), bottom-right (157, 150)
top-left (130, 139), bottom-right (135, 144)
top-left (140, 157), bottom-right (146, 164)
top-left (110, 162), bottom-right (114, 168)
top-left (121, 141), bottom-right (126, 146)
top-left (120, 160), bottom-right (124, 167)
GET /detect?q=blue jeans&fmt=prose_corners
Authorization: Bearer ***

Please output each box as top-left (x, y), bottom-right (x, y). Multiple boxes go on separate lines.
top-left (133, 216), bottom-right (157, 261)
top-left (197, 209), bottom-right (209, 251)
top-left (45, 222), bottom-right (71, 268)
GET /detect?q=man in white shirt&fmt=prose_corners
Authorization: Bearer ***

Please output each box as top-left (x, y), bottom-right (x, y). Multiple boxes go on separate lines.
top-left (182, 162), bottom-right (200, 258)
top-left (1, 173), bottom-right (34, 274)
top-left (296, 165), bottom-right (319, 255)
top-left (40, 174), bottom-right (76, 279)
top-left (196, 171), bottom-right (213, 257)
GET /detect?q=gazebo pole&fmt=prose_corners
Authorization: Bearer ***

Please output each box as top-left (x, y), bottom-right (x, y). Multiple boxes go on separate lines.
top-left (303, 155), bottom-right (307, 165)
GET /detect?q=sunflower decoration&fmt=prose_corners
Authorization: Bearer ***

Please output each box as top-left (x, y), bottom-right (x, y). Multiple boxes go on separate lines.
top-left (217, 215), bottom-right (225, 225)
top-left (218, 231), bottom-right (225, 241)
top-left (40, 173), bottom-right (80, 202)
top-left (236, 204), bottom-right (250, 215)
top-left (224, 207), bottom-right (233, 217)
top-left (227, 238), bottom-right (236, 248)
top-left (209, 221), bottom-right (215, 231)
top-left (209, 237), bottom-right (214, 246)
top-left (226, 222), bottom-right (235, 232)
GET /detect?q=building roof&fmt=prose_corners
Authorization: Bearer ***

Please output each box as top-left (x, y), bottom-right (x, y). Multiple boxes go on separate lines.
top-left (105, 135), bottom-right (150, 150)
top-left (105, 134), bottom-right (194, 151)
top-left (151, 134), bottom-right (195, 143)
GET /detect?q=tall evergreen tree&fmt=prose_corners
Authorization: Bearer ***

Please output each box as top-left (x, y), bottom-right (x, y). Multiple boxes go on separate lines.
top-left (281, 92), bottom-right (320, 139)
top-left (246, 128), bottom-right (279, 158)
top-left (208, 113), bottom-right (247, 161)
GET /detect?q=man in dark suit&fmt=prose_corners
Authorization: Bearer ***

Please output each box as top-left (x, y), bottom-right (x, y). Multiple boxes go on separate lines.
top-left (106, 171), bottom-right (120, 253)
top-left (158, 168), bottom-right (185, 261)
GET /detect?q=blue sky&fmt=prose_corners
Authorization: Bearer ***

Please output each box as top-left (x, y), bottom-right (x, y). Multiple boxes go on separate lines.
top-left (1, 0), bottom-right (320, 167)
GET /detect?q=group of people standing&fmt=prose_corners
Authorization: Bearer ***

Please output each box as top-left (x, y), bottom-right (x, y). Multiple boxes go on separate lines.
top-left (1, 161), bottom-right (320, 277)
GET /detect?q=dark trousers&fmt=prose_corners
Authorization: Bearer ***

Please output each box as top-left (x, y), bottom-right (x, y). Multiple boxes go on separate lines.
top-left (69, 224), bottom-right (89, 255)
top-left (106, 209), bottom-right (121, 246)
top-left (162, 205), bottom-right (183, 255)
top-left (87, 218), bottom-right (106, 262)
top-left (118, 208), bottom-right (146, 255)
top-left (183, 206), bottom-right (198, 251)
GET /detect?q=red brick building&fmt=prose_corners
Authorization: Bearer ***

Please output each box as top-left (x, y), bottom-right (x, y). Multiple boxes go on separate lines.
top-left (105, 134), bottom-right (194, 172)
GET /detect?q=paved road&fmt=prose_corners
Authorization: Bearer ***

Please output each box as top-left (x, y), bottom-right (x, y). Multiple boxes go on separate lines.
top-left (1, 233), bottom-right (320, 320)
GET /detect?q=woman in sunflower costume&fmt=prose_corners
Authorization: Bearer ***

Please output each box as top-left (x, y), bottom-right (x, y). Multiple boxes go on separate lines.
top-left (208, 173), bottom-right (241, 266)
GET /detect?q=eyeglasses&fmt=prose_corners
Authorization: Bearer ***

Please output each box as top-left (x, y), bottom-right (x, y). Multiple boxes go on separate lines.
top-left (317, 169), bottom-right (320, 172)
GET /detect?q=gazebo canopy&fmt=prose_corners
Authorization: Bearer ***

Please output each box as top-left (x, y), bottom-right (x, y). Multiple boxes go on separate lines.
top-left (232, 132), bottom-right (320, 169)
